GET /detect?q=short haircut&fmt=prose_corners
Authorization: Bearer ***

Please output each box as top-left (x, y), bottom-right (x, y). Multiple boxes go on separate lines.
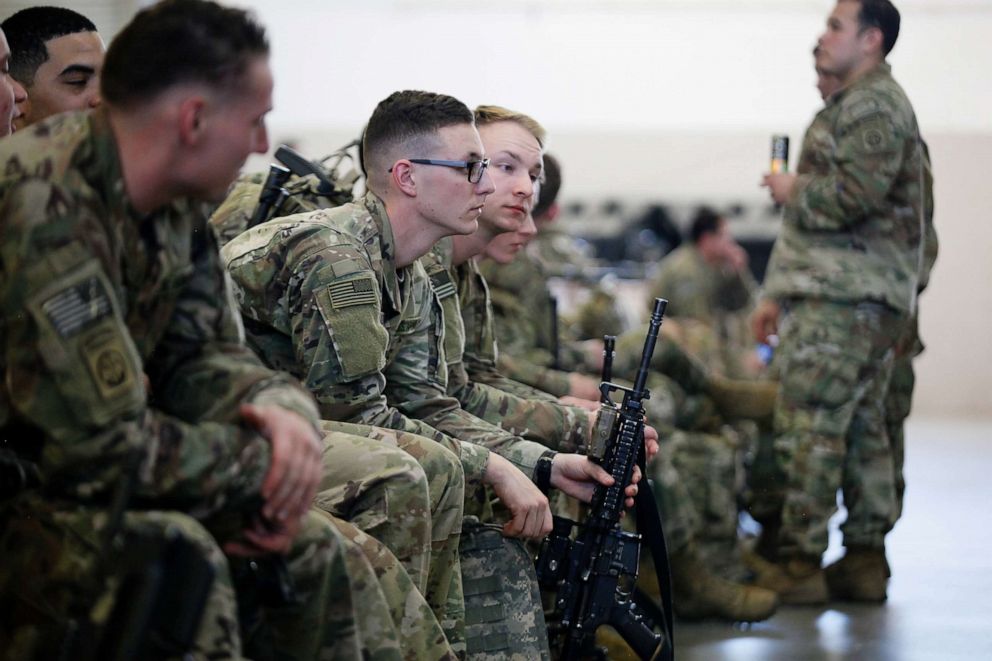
top-left (532, 152), bottom-right (562, 218)
top-left (689, 206), bottom-right (724, 244)
top-left (474, 105), bottom-right (546, 148)
top-left (100, 0), bottom-right (268, 109)
top-left (362, 90), bottom-right (474, 186)
top-left (1, 6), bottom-right (97, 86)
top-left (847, 0), bottom-right (901, 56)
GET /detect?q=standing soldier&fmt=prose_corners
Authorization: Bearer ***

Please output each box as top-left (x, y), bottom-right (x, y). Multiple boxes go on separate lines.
top-left (753, 0), bottom-right (927, 604)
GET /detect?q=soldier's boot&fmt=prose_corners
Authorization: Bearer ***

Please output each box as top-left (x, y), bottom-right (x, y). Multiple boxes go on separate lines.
top-left (707, 376), bottom-right (779, 421)
top-left (752, 556), bottom-right (828, 606)
top-left (669, 546), bottom-right (779, 622)
top-left (824, 546), bottom-right (889, 603)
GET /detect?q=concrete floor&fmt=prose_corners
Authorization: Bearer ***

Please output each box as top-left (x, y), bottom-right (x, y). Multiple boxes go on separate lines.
top-left (676, 417), bottom-right (992, 661)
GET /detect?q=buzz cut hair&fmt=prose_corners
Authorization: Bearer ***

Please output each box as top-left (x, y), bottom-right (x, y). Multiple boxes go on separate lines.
top-left (362, 89), bottom-right (475, 191)
top-left (473, 105), bottom-right (546, 148)
top-left (846, 0), bottom-right (901, 56)
top-left (1, 6), bottom-right (97, 86)
top-left (100, 0), bottom-right (268, 110)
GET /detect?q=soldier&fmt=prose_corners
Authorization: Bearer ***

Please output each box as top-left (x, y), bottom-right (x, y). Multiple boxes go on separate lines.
top-left (221, 90), bottom-right (643, 655)
top-left (645, 206), bottom-right (762, 379)
top-left (479, 147), bottom-right (779, 623)
top-left (0, 27), bottom-right (27, 136)
top-left (1, 6), bottom-right (104, 131)
top-left (0, 2), bottom-right (445, 659)
top-left (753, 0), bottom-right (926, 604)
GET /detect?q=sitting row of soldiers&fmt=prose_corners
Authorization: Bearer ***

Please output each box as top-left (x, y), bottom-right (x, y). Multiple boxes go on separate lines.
top-left (0, 2), bottom-right (817, 659)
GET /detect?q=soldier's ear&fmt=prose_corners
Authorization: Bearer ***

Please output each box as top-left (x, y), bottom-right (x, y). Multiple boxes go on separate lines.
top-left (391, 160), bottom-right (418, 197)
top-left (178, 95), bottom-right (207, 147)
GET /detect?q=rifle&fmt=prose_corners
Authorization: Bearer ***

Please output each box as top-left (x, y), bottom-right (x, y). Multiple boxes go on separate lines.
top-left (536, 298), bottom-right (672, 660)
top-left (247, 163), bottom-right (292, 229)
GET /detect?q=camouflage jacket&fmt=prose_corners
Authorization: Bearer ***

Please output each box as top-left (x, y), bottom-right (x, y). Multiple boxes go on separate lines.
top-left (221, 192), bottom-right (554, 482)
top-left (764, 62), bottom-right (926, 314)
top-left (0, 111), bottom-right (320, 516)
top-left (423, 245), bottom-right (590, 454)
top-left (646, 244), bottom-right (757, 323)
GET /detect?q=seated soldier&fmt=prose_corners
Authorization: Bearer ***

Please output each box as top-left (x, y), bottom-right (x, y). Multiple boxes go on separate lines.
top-left (1, 6), bottom-right (104, 131)
top-left (0, 3), bottom-right (452, 659)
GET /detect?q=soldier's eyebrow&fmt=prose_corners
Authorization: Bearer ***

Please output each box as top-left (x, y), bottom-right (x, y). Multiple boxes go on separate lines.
top-left (58, 64), bottom-right (96, 78)
top-left (493, 150), bottom-right (522, 164)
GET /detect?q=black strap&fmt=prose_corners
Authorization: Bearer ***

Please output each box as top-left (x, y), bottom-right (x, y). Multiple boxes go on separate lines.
top-left (636, 445), bottom-right (675, 661)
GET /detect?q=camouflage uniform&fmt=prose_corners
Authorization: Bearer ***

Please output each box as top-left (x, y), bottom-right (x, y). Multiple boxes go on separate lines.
top-left (762, 62), bottom-right (926, 558)
top-left (645, 244), bottom-right (758, 379)
top-left (423, 243), bottom-right (591, 454)
top-left (221, 192), bottom-right (556, 653)
top-left (212, 171), bottom-right (471, 646)
top-left (0, 111), bottom-right (410, 659)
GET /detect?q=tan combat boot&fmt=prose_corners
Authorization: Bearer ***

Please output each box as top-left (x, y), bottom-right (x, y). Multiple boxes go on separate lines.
top-left (708, 376), bottom-right (779, 421)
top-left (824, 547), bottom-right (890, 602)
top-left (667, 546), bottom-right (779, 622)
top-left (753, 556), bottom-right (828, 606)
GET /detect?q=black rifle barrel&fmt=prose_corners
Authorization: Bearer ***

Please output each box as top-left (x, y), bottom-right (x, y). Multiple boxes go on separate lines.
top-left (275, 145), bottom-right (336, 194)
top-left (248, 164), bottom-right (291, 229)
top-left (633, 298), bottom-right (667, 396)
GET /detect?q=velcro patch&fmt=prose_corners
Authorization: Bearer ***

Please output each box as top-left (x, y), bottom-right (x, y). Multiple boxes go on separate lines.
top-left (429, 269), bottom-right (457, 300)
top-left (82, 329), bottom-right (138, 401)
top-left (327, 277), bottom-right (376, 309)
top-left (41, 276), bottom-right (113, 338)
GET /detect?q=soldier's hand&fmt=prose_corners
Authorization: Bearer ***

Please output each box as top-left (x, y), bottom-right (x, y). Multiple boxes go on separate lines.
top-left (559, 395), bottom-right (599, 412)
top-left (241, 403), bottom-right (322, 530)
top-left (568, 372), bottom-right (602, 401)
top-left (751, 298), bottom-right (781, 344)
top-left (761, 172), bottom-right (797, 205)
top-left (643, 424), bottom-right (660, 461)
top-left (483, 453), bottom-right (552, 539)
top-left (550, 454), bottom-right (641, 508)
top-left (224, 517), bottom-right (299, 557)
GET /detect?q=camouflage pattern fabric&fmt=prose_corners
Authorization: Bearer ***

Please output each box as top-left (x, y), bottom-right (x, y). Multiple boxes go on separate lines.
top-left (220, 192), bottom-right (550, 481)
top-left (315, 421), bottom-right (466, 649)
top-left (645, 245), bottom-right (758, 379)
top-left (460, 519), bottom-right (551, 660)
top-left (772, 299), bottom-right (904, 558)
top-left (763, 62), bottom-right (926, 315)
top-left (0, 110), bottom-right (413, 659)
top-left (422, 248), bottom-right (591, 455)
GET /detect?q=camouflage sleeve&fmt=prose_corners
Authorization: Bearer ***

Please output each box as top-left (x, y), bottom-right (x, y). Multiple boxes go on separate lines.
top-left (496, 354), bottom-right (573, 398)
top-left (385, 288), bottom-right (547, 480)
top-left (0, 191), bottom-right (271, 516)
top-left (791, 90), bottom-right (912, 231)
top-left (148, 220), bottom-right (321, 429)
top-left (279, 246), bottom-right (491, 483)
top-left (448, 362), bottom-right (590, 453)
top-left (466, 361), bottom-right (560, 402)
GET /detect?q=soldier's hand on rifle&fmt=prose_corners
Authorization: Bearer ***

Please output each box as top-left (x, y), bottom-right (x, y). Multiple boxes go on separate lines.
top-left (484, 453), bottom-right (553, 539)
top-left (550, 454), bottom-right (641, 508)
top-left (643, 424), bottom-right (660, 461)
top-left (240, 403), bottom-right (322, 533)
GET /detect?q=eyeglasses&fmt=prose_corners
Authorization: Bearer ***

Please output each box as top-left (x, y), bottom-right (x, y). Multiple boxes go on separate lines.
top-left (390, 158), bottom-right (491, 184)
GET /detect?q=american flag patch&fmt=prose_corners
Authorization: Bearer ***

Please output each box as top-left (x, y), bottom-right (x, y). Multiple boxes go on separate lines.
top-left (42, 276), bottom-right (113, 338)
top-left (429, 270), bottom-right (456, 300)
top-left (328, 277), bottom-right (377, 309)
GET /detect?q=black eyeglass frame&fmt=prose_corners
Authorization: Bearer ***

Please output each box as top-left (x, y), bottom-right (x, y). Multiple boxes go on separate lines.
top-left (389, 158), bottom-right (491, 184)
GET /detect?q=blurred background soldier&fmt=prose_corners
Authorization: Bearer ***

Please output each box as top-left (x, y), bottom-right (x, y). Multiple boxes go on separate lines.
top-left (0, 26), bottom-right (27, 135)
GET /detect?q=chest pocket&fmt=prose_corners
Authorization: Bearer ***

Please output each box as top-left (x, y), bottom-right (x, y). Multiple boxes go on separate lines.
top-left (314, 274), bottom-right (388, 380)
top-left (24, 259), bottom-right (145, 428)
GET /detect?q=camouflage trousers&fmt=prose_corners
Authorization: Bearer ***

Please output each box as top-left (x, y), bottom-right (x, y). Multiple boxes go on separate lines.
top-left (0, 498), bottom-right (391, 660)
top-left (315, 421), bottom-right (466, 655)
top-left (772, 299), bottom-right (904, 558)
top-left (885, 313), bottom-right (922, 524)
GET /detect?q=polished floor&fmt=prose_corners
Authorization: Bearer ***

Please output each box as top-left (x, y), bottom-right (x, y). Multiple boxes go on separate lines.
top-left (676, 417), bottom-right (992, 661)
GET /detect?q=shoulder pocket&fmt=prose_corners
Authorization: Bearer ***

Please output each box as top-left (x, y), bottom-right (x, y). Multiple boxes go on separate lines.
top-left (314, 274), bottom-right (388, 379)
top-left (24, 260), bottom-right (145, 428)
